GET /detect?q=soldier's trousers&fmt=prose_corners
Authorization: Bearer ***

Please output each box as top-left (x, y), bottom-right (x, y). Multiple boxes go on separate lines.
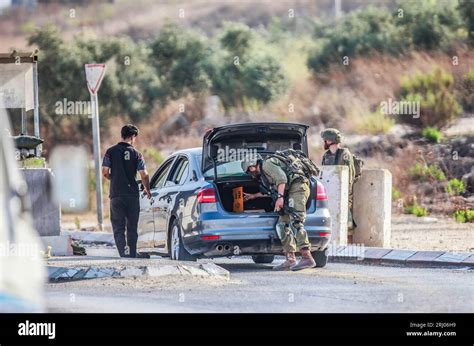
top-left (276, 181), bottom-right (311, 253)
top-left (348, 185), bottom-right (355, 236)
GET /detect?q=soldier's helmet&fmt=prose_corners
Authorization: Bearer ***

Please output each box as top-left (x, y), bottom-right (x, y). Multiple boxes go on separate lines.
top-left (241, 153), bottom-right (262, 173)
top-left (321, 128), bottom-right (342, 144)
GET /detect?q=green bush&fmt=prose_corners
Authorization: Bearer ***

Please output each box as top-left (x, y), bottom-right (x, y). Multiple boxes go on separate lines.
top-left (458, 0), bottom-right (474, 44)
top-left (208, 22), bottom-right (288, 109)
top-left (307, 6), bottom-right (405, 72)
top-left (409, 163), bottom-right (446, 181)
top-left (445, 178), bottom-right (466, 196)
top-left (357, 109), bottom-right (395, 135)
top-left (460, 70), bottom-right (474, 112)
top-left (397, 0), bottom-right (463, 50)
top-left (422, 127), bottom-right (443, 143)
top-left (150, 23), bottom-right (211, 99)
top-left (307, 2), bottom-right (465, 73)
top-left (453, 209), bottom-right (474, 223)
top-left (392, 187), bottom-right (402, 201)
top-left (398, 68), bottom-right (462, 128)
top-left (404, 203), bottom-right (428, 217)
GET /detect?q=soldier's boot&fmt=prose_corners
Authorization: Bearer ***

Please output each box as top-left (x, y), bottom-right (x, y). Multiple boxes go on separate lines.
top-left (291, 248), bottom-right (316, 271)
top-left (272, 252), bottom-right (297, 271)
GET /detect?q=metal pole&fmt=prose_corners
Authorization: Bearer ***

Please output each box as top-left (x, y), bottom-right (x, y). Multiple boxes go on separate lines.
top-left (33, 61), bottom-right (40, 138)
top-left (91, 93), bottom-right (104, 230)
top-left (21, 108), bottom-right (27, 134)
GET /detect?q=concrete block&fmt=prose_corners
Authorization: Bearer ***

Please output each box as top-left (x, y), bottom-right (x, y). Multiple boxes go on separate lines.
top-left (363, 247), bottom-right (392, 260)
top-left (119, 267), bottom-right (145, 277)
top-left (41, 235), bottom-right (73, 256)
top-left (199, 263), bottom-right (230, 278)
top-left (381, 249), bottom-right (416, 261)
top-left (146, 265), bottom-right (181, 277)
top-left (353, 169), bottom-right (392, 248)
top-left (434, 252), bottom-right (472, 263)
top-left (21, 168), bottom-right (61, 236)
top-left (406, 251), bottom-right (444, 263)
top-left (317, 166), bottom-right (349, 245)
top-left (462, 255), bottom-right (474, 264)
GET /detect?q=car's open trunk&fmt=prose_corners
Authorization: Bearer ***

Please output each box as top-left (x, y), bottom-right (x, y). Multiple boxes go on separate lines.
top-left (214, 178), bottom-right (275, 213)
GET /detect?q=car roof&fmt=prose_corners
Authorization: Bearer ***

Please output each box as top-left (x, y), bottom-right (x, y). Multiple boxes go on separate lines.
top-left (172, 147), bottom-right (202, 156)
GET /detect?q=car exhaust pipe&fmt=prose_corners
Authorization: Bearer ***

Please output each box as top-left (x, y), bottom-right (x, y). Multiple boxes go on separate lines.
top-left (216, 245), bottom-right (224, 252)
top-left (223, 244), bottom-right (231, 252)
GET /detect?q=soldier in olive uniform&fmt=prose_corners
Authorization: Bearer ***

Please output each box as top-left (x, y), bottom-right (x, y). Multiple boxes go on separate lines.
top-left (321, 128), bottom-right (356, 243)
top-left (241, 155), bottom-right (316, 271)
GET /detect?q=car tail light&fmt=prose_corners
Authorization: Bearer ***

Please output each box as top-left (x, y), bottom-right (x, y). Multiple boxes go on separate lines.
top-left (319, 232), bottom-right (330, 237)
top-left (201, 235), bottom-right (220, 241)
top-left (316, 181), bottom-right (328, 200)
top-left (197, 188), bottom-right (216, 203)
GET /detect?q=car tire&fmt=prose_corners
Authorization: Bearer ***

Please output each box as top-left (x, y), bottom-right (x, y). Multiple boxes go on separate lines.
top-left (312, 249), bottom-right (328, 268)
top-left (169, 219), bottom-right (197, 261)
top-left (251, 255), bottom-right (275, 264)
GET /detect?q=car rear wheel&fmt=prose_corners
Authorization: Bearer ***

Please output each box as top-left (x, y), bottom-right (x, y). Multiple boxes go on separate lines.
top-left (170, 220), bottom-right (197, 261)
top-left (251, 255), bottom-right (275, 264)
top-left (312, 249), bottom-right (328, 268)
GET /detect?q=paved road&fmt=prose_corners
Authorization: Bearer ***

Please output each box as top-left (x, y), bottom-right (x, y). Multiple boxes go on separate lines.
top-left (45, 258), bottom-right (473, 313)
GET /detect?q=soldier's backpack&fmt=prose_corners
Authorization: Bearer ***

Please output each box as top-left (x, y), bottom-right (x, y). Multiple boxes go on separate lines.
top-left (270, 149), bottom-right (320, 180)
top-left (335, 148), bottom-right (364, 182)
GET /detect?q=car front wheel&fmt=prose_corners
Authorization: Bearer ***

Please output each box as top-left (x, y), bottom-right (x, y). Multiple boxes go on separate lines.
top-left (251, 255), bottom-right (275, 264)
top-left (170, 220), bottom-right (197, 261)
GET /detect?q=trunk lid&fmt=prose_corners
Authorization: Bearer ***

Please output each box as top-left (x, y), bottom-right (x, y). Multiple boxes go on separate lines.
top-left (202, 122), bottom-right (309, 179)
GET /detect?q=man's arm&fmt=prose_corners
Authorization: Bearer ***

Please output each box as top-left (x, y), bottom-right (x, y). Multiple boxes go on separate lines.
top-left (102, 167), bottom-right (111, 180)
top-left (102, 149), bottom-right (111, 180)
top-left (139, 170), bottom-right (151, 199)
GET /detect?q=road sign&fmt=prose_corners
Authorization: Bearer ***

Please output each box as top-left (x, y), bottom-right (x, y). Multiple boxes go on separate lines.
top-left (85, 63), bottom-right (106, 230)
top-left (85, 64), bottom-right (106, 95)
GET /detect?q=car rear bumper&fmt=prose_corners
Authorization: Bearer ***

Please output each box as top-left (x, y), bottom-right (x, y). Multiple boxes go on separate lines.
top-left (183, 209), bottom-right (331, 257)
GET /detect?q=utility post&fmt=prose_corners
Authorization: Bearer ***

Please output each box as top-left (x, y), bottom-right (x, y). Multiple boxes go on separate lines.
top-left (85, 64), bottom-right (106, 231)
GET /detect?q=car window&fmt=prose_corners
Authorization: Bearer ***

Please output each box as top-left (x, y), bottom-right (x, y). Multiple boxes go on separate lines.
top-left (166, 157), bottom-right (189, 185)
top-left (176, 160), bottom-right (189, 184)
top-left (151, 159), bottom-right (174, 189)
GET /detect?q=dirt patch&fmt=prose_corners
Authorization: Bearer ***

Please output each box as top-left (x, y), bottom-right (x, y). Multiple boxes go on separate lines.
top-left (391, 215), bottom-right (474, 252)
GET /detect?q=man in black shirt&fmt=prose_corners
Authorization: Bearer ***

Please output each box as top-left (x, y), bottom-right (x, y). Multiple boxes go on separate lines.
top-left (102, 124), bottom-right (151, 258)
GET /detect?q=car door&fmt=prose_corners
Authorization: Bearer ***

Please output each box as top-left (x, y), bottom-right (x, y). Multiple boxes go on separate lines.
top-left (137, 158), bottom-right (174, 249)
top-left (153, 156), bottom-right (189, 249)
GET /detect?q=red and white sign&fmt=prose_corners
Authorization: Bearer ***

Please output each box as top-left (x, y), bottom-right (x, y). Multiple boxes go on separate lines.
top-left (85, 64), bottom-right (106, 94)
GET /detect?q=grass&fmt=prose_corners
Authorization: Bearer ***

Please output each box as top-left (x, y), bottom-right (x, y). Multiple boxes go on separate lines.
top-left (422, 127), bottom-right (443, 143)
top-left (453, 209), bottom-right (474, 223)
top-left (445, 179), bottom-right (465, 196)
top-left (409, 163), bottom-right (446, 181)
top-left (404, 203), bottom-right (428, 217)
top-left (20, 157), bottom-right (46, 168)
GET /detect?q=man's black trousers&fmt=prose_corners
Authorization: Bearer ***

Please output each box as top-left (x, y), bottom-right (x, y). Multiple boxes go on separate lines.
top-left (110, 195), bottom-right (140, 258)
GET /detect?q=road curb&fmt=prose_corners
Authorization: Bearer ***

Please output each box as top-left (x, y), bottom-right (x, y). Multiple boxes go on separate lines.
top-left (47, 262), bottom-right (230, 282)
top-left (61, 230), bottom-right (115, 245)
top-left (328, 245), bottom-right (474, 269)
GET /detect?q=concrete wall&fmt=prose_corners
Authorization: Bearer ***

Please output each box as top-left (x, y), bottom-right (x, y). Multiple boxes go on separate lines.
top-left (353, 169), bottom-right (392, 248)
top-left (21, 168), bottom-right (61, 236)
top-left (317, 166), bottom-right (349, 246)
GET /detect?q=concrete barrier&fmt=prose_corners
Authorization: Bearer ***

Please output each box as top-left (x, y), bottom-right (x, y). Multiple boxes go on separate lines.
top-left (353, 169), bottom-right (392, 248)
top-left (21, 168), bottom-right (61, 236)
top-left (317, 166), bottom-right (349, 245)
